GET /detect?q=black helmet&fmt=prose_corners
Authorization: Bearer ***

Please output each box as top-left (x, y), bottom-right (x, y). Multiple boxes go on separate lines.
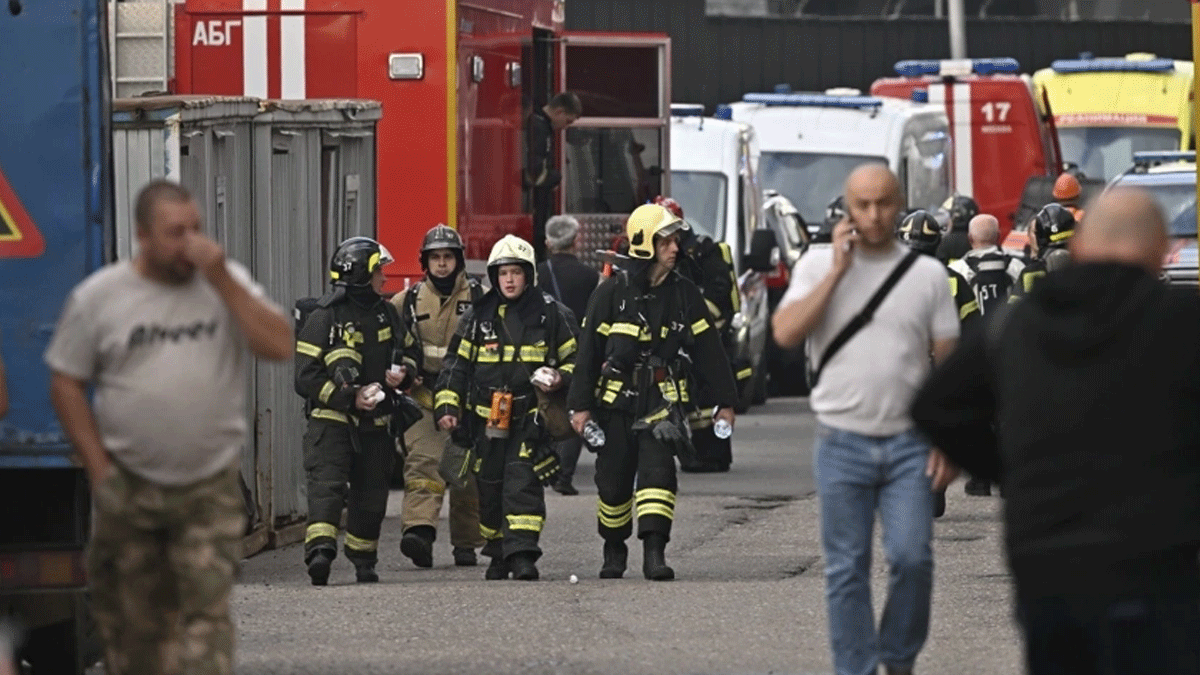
top-left (419, 223), bottom-right (465, 272)
top-left (330, 237), bottom-right (393, 287)
top-left (1032, 203), bottom-right (1077, 254)
top-left (897, 209), bottom-right (942, 255)
top-left (940, 194), bottom-right (979, 232)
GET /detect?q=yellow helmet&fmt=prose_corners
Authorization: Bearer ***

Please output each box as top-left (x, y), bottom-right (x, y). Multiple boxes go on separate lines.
top-left (487, 234), bottom-right (537, 286)
top-left (625, 203), bottom-right (688, 260)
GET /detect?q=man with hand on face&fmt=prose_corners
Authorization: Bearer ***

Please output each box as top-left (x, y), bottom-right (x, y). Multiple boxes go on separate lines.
top-left (567, 204), bottom-right (738, 582)
top-left (45, 179), bottom-right (292, 675)
top-left (392, 224), bottom-right (485, 568)
top-left (434, 235), bottom-right (579, 582)
top-left (772, 164), bottom-right (960, 675)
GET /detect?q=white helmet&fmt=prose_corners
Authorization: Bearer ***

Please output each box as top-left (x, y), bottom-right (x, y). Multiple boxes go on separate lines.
top-left (487, 234), bottom-right (537, 288)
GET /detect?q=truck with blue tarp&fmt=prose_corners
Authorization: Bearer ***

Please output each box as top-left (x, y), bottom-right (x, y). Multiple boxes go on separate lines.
top-left (0, 0), bottom-right (111, 671)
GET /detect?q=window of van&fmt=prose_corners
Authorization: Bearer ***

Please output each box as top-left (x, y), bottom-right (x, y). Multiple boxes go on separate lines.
top-left (1058, 127), bottom-right (1180, 180)
top-left (564, 127), bottom-right (663, 214)
top-left (903, 129), bottom-right (951, 214)
top-left (670, 171), bottom-right (727, 241)
top-left (758, 152), bottom-right (886, 226)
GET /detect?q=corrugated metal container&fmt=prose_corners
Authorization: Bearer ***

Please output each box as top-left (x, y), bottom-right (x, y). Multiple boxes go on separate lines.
top-left (249, 99), bottom-right (382, 533)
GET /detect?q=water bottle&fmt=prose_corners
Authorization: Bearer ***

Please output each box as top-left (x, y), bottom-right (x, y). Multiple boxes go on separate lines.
top-left (713, 418), bottom-right (732, 440)
top-left (582, 420), bottom-right (606, 448)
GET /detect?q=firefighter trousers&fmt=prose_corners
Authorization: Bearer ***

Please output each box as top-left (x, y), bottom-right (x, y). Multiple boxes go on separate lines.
top-left (594, 410), bottom-right (678, 543)
top-left (476, 432), bottom-right (546, 562)
top-left (400, 417), bottom-right (484, 548)
top-left (302, 420), bottom-right (395, 563)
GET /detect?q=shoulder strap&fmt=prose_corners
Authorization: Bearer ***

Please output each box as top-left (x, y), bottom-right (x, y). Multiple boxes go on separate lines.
top-left (467, 277), bottom-right (485, 302)
top-left (810, 250), bottom-right (920, 388)
top-left (545, 258), bottom-right (565, 302)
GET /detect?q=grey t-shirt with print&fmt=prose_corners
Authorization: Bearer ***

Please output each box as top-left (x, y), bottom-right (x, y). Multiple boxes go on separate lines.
top-left (45, 259), bottom-right (276, 486)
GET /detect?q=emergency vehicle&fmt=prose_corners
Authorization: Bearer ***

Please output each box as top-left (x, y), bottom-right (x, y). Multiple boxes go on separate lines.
top-left (726, 88), bottom-right (952, 236)
top-left (1105, 150), bottom-right (1198, 287)
top-left (668, 103), bottom-right (773, 409)
top-left (172, 0), bottom-right (671, 290)
top-left (1033, 53), bottom-right (1195, 181)
top-left (871, 57), bottom-right (1061, 241)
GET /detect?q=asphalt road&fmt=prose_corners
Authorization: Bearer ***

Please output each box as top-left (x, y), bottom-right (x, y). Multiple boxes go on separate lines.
top-left (226, 397), bottom-right (1025, 675)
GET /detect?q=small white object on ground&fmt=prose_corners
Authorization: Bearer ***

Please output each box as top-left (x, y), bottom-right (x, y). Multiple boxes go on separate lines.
top-left (569, 574), bottom-right (579, 584)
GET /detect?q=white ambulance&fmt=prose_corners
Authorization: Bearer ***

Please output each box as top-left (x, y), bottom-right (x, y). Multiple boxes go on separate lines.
top-left (725, 87), bottom-right (953, 231)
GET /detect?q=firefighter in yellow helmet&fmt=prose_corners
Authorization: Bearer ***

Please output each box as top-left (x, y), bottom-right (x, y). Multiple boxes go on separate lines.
top-left (434, 235), bottom-right (579, 581)
top-left (567, 204), bottom-right (739, 581)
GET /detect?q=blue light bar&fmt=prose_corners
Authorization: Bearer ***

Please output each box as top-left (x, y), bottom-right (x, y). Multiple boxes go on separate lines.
top-left (742, 92), bottom-right (884, 110)
top-left (911, 89), bottom-right (929, 103)
top-left (671, 103), bottom-right (705, 117)
top-left (713, 104), bottom-right (733, 120)
top-left (893, 57), bottom-right (1020, 78)
top-left (1132, 150), bottom-right (1195, 165)
top-left (1051, 58), bottom-right (1175, 74)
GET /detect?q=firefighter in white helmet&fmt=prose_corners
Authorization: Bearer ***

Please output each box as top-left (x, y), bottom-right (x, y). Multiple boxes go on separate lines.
top-left (434, 235), bottom-right (580, 581)
top-left (567, 204), bottom-right (739, 581)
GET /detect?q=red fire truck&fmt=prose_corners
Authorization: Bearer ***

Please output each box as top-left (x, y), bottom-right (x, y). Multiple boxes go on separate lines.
top-left (871, 58), bottom-right (1062, 242)
top-left (173, 0), bottom-right (670, 290)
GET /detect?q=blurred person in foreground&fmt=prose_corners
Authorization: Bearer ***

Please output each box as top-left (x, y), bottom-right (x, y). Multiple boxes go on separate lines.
top-left (912, 187), bottom-right (1200, 675)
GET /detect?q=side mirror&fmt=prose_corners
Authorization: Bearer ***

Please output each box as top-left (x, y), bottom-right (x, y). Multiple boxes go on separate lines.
top-left (745, 228), bottom-right (778, 272)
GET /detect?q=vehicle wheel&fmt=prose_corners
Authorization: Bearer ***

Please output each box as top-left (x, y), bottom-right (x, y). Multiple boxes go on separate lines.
top-left (19, 604), bottom-right (99, 675)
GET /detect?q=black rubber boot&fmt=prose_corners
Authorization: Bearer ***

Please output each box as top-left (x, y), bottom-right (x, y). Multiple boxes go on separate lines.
top-left (484, 556), bottom-right (510, 580)
top-left (306, 548), bottom-right (335, 586)
top-left (509, 553), bottom-right (540, 581)
top-left (599, 541), bottom-right (627, 579)
top-left (353, 559), bottom-right (379, 583)
top-left (400, 525), bottom-right (435, 568)
top-left (453, 547), bottom-right (477, 567)
top-left (642, 534), bottom-right (675, 581)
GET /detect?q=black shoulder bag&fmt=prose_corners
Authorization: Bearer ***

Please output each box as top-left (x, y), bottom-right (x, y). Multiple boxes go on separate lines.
top-left (806, 250), bottom-right (921, 389)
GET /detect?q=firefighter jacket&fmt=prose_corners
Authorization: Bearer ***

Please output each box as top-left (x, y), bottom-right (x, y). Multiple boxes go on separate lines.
top-left (947, 267), bottom-right (982, 329)
top-left (295, 293), bottom-right (405, 430)
top-left (1009, 260), bottom-right (1048, 304)
top-left (676, 235), bottom-right (740, 330)
top-left (393, 271), bottom-right (483, 409)
top-left (433, 288), bottom-right (579, 437)
top-left (566, 270), bottom-right (739, 421)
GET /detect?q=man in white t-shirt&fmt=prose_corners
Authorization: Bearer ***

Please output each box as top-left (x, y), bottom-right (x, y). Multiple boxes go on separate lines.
top-left (45, 180), bottom-right (293, 675)
top-left (772, 164), bottom-right (960, 675)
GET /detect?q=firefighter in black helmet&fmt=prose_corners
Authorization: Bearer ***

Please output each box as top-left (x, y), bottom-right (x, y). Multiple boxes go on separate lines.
top-left (392, 224), bottom-right (485, 569)
top-left (434, 235), bottom-right (579, 581)
top-left (567, 204), bottom-right (739, 581)
top-left (935, 194), bottom-right (979, 264)
top-left (1009, 203), bottom-right (1077, 303)
top-left (296, 237), bottom-right (412, 585)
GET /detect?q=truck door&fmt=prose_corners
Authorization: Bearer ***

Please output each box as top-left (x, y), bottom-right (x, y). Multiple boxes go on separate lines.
top-left (557, 33), bottom-right (670, 268)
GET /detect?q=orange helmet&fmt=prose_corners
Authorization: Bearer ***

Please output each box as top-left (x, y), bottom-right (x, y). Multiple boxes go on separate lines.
top-left (1052, 173), bottom-right (1081, 202)
top-left (653, 195), bottom-right (684, 219)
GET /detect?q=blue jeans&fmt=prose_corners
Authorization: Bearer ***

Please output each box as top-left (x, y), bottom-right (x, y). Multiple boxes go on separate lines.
top-left (814, 423), bottom-right (934, 675)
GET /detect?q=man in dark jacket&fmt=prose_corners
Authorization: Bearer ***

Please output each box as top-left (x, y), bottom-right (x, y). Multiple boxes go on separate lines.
top-left (526, 92), bottom-right (582, 261)
top-left (537, 214), bottom-right (599, 495)
top-left (911, 187), bottom-right (1200, 675)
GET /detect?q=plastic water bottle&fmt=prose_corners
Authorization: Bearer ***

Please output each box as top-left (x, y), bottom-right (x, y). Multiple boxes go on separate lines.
top-left (582, 420), bottom-right (606, 448)
top-left (713, 418), bottom-right (732, 440)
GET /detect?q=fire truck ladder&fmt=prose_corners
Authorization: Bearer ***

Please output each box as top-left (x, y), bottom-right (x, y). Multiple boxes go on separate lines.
top-left (108, 0), bottom-right (174, 98)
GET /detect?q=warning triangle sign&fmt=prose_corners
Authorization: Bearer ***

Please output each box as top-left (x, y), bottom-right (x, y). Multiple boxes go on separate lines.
top-left (0, 165), bottom-right (46, 258)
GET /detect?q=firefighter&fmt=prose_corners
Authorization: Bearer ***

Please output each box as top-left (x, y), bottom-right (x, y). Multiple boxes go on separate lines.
top-left (897, 210), bottom-right (981, 517)
top-left (434, 235), bottom-right (579, 581)
top-left (392, 224), bottom-right (485, 568)
top-left (935, 194), bottom-right (980, 264)
top-left (526, 92), bottom-right (583, 262)
top-left (567, 204), bottom-right (739, 581)
top-left (654, 195), bottom-right (744, 473)
top-left (816, 195), bottom-right (846, 245)
top-left (296, 237), bottom-right (410, 585)
top-left (1052, 172), bottom-right (1086, 222)
top-left (1009, 203), bottom-right (1077, 303)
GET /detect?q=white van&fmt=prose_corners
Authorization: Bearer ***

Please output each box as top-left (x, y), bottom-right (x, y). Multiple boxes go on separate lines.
top-left (726, 88), bottom-right (953, 230)
top-left (668, 103), bottom-right (775, 411)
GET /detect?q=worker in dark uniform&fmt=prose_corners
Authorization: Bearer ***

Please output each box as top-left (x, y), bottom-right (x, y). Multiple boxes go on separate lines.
top-left (296, 237), bottom-right (412, 585)
top-left (1009, 203), bottom-right (1077, 304)
top-left (568, 203), bottom-right (739, 581)
top-left (654, 195), bottom-right (744, 474)
top-left (897, 210), bottom-right (981, 518)
top-left (526, 92), bottom-right (583, 262)
top-left (935, 194), bottom-right (979, 265)
top-left (435, 235), bottom-right (579, 581)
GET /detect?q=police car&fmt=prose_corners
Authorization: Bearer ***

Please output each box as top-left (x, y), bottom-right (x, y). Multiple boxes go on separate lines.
top-left (1105, 150), bottom-right (1199, 286)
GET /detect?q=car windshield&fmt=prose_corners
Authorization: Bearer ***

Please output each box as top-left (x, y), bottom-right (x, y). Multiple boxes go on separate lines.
top-left (758, 152), bottom-right (888, 226)
top-left (1128, 180), bottom-right (1198, 238)
top-left (669, 171), bottom-right (727, 241)
top-left (1058, 127), bottom-right (1180, 181)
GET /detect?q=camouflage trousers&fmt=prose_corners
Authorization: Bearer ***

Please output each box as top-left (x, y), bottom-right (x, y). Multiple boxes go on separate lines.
top-left (88, 461), bottom-right (245, 675)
